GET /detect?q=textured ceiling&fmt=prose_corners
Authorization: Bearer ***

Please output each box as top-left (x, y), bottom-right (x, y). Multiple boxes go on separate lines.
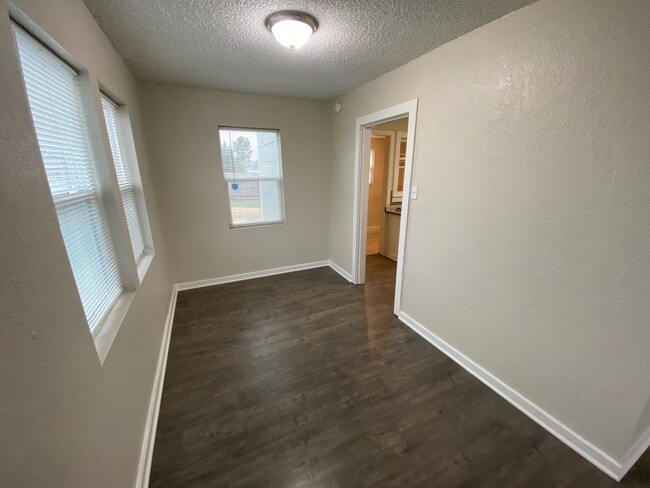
top-left (83, 0), bottom-right (537, 101)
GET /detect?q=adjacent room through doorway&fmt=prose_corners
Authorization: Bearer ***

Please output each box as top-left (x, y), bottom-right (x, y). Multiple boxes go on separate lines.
top-left (365, 117), bottom-right (409, 262)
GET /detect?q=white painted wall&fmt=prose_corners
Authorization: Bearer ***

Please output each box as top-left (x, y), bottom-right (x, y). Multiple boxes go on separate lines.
top-left (329, 0), bottom-right (650, 463)
top-left (139, 84), bottom-right (330, 284)
top-left (0, 1), bottom-right (174, 486)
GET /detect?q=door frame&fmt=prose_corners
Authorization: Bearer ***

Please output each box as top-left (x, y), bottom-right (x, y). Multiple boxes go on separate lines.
top-left (351, 99), bottom-right (418, 315)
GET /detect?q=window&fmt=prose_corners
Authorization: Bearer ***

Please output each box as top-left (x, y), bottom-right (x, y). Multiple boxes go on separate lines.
top-left (12, 24), bottom-right (123, 333)
top-left (101, 94), bottom-right (147, 262)
top-left (218, 127), bottom-right (285, 227)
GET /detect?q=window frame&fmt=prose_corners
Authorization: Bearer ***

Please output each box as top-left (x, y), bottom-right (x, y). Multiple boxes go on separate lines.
top-left (218, 126), bottom-right (286, 229)
top-left (10, 16), bottom-right (139, 364)
top-left (100, 90), bottom-right (154, 279)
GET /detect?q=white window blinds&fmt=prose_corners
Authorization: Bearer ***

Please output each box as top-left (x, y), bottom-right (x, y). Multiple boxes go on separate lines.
top-left (12, 24), bottom-right (123, 333)
top-left (101, 94), bottom-right (146, 262)
top-left (218, 128), bottom-right (285, 227)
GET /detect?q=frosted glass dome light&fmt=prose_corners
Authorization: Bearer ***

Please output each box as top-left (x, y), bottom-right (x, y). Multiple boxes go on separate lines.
top-left (265, 11), bottom-right (318, 50)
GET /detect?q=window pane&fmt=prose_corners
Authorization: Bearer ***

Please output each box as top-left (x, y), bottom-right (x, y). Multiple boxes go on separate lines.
top-left (226, 180), bottom-right (283, 226)
top-left (57, 199), bottom-right (122, 327)
top-left (257, 131), bottom-right (281, 178)
top-left (219, 128), bottom-right (284, 227)
top-left (260, 180), bottom-right (282, 222)
top-left (228, 181), bottom-right (263, 225)
top-left (101, 94), bottom-right (147, 261)
top-left (219, 129), bottom-right (261, 178)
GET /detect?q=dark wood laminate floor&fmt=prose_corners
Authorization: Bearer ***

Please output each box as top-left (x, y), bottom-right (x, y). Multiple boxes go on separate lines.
top-left (151, 255), bottom-right (650, 487)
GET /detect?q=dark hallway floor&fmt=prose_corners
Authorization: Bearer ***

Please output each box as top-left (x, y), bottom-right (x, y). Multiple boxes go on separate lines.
top-left (150, 255), bottom-right (650, 487)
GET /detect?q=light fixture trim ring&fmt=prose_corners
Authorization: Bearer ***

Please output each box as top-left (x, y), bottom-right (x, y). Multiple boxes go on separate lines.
top-left (265, 10), bottom-right (319, 33)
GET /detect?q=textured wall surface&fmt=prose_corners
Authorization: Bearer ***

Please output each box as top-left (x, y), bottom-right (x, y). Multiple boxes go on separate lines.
top-left (0, 0), bottom-right (174, 486)
top-left (139, 83), bottom-right (330, 284)
top-left (329, 0), bottom-right (650, 461)
top-left (82, 0), bottom-right (537, 100)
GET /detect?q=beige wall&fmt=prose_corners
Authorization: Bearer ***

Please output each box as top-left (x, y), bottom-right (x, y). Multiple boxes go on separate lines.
top-left (0, 1), bottom-right (174, 487)
top-left (329, 0), bottom-right (650, 461)
top-left (139, 84), bottom-right (330, 283)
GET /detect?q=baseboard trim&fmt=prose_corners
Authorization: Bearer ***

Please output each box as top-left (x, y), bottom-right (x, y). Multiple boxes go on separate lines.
top-left (328, 260), bottom-right (353, 282)
top-left (176, 261), bottom-right (329, 291)
top-left (397, 311), bottom-right (625, 481)
top-left (136, 286), bottom-right (178, 488)
top-left (621, 424), bottom-right (650, 477)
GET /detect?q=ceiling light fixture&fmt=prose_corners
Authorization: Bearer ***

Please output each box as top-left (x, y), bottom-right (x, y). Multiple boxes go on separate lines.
top-left (265, 10), bottom-right (318, 50)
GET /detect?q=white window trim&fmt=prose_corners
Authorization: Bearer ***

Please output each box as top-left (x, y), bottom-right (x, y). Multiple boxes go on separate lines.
top-left (136, 250), bottom-right (155, 283)
top-left (92, 292), bottom-right (135, 363)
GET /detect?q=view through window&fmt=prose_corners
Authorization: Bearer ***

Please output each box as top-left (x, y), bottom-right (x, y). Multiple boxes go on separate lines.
top-left (218, 128), bottom-right (285, 227)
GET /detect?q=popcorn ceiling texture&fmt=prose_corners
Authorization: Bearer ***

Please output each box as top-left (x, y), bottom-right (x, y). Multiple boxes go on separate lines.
top-left (82, 0), bottom-right (537, 100)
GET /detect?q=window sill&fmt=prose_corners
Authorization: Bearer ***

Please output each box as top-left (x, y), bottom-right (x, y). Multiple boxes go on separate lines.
top-left (92, 291), bottom-right (135, 364)
top-left (229, 220), bottom-right (285, 230)
top-left (91, 250), bottom-right (154, 364)
top-left (136, 249), bottom-right (155, 284)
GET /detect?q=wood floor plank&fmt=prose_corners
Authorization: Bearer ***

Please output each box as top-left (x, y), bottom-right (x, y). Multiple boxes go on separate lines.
top-left (150, 255), bottom-right (649, 487)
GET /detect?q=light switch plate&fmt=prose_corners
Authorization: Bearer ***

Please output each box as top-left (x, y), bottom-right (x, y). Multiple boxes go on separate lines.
top-left (410, 186), bottom-right (418, 200)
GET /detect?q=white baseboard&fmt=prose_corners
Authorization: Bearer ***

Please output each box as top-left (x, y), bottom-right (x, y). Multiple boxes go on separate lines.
top-left (397, 311), bottom-right (626, 481)
top-left (136, 286), bottom-right (178, 488)
top-left (621, 424), bottom-right (650, 477)
top-left (328, 260), bottom-right (353, 282)
top-left (176, 261), bottom-right (329, 291)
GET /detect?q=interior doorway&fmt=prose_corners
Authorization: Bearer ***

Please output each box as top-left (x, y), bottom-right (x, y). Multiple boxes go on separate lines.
top-left (352, 99), bottom-right (418, 315)
top-left (365, 119), bottom-right (408, 259)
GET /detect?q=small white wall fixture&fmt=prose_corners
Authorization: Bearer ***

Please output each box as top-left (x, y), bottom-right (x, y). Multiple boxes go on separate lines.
top-left (351, 99), bottom-right (418, 316)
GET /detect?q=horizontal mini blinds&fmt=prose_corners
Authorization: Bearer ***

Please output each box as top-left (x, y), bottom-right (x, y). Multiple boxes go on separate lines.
top-left (218, 128), bottom-right (284, 227)
top-left (101, 94), bottom-right (146, 261)
top-left (12, 24), bottom-right (122, 333)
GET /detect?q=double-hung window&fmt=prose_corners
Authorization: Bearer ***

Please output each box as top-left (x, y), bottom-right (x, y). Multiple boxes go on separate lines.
top-left (218, 127), bottom-right (285, 227)
top-left (101, 94), bottom-right (147, 263)
top-left (12, 24), bottom-right (123, 333)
